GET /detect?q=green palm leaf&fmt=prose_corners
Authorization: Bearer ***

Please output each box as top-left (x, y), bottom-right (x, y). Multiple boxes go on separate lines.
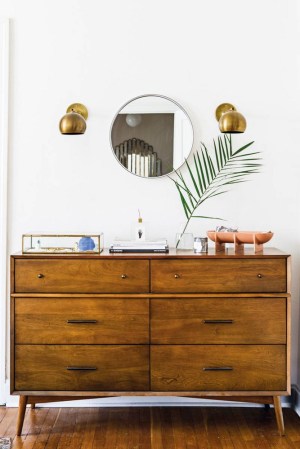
top-left (172, 135), bottom-right (260, 247)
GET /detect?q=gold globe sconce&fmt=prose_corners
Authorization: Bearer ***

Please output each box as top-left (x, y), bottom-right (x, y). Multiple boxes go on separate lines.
top-left (215, 103), bottom-right (246, 133)
top-left (59, 103), bottom-right (88, 135)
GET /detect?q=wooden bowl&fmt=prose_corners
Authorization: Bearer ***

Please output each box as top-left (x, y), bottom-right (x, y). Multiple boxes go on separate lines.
top-left (207, 231), bottom-right (274, 244)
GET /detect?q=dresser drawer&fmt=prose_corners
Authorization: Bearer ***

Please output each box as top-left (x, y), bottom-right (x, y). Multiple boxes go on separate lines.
top-left (151, 298), bottom-right (286, 344)
top-left (14, 259), bottom-right (149, 293)
top-left (151, 345), bottom-right (286, 391)
top-left (151, 259), bottom-right (286, 293)
top-left (15, 345), bottom-right (149, 391)
top-left (15, 298), bottom-right (149, 344)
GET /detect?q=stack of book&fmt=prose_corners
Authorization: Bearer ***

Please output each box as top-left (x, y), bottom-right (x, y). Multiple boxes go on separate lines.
top-left (109, 239), bottom-right (169, 253)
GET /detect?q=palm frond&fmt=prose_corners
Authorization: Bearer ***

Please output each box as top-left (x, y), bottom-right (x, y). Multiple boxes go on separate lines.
top-left (171, 135), bottom-right (260, 245)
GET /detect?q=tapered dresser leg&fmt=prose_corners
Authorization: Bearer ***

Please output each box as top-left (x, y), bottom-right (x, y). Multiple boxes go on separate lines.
top-left (16, 395), bottom-right (28, 436)
top-left (273, 396), bottom-right (285, 436)
top-left (31, 403), bottom-right (35, 409)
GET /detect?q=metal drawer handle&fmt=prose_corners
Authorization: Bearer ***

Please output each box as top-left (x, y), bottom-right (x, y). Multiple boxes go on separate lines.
top-left (174, 274), bottom-right (180, 279)
top-left (66, 366), bottom-right (97, 371)
top-left (203, 320), bottom-right (234, 324)
top-left (203, 367), bottom-right (233, 371)
top-left (121, 274), bottom-right (127, 279)
top-left (37, 273), bottom-right (44, 278)
top-left (67, 320), bottom-right (98, 324)
top-left (257, 273), bottom-right (263, 278)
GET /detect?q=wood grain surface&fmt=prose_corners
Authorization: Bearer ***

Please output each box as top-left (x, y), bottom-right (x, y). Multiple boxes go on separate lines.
top-left (151, 297), bottom-right (286, 344)
top-left (151, 345), bottom-right (286, 391)
top-left (151, 258), bottom-right (287, 293)
top-left (15, 345), bottom-right (149, 391)
top-left (14, 259), bottom-right (150, 293)
top-left (2, 406), bottom-right (300, 448)
top-left (15, 297), bottom-right (149, 344)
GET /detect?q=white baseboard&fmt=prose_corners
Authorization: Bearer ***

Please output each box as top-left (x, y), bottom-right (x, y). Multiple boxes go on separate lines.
top-left (292, 384), bottom-right (300, 416)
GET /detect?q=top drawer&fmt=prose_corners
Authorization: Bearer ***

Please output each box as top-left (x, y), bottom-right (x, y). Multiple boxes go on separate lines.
top-left (151, 259), bottom-right (287, 293)
top-left (14, 259), bottom-right (149, 293)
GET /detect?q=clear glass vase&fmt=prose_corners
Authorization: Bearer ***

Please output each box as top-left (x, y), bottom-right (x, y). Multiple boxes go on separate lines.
top-left (175, 232), bottom-right (194, 250)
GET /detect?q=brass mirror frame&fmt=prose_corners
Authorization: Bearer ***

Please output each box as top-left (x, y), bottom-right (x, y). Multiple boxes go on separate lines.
top-left (109, 94), bottom-right (194, 179)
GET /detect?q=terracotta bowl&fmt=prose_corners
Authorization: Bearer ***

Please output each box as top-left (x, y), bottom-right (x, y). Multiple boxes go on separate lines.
top-left (207, 231), bottom-right (274, 244)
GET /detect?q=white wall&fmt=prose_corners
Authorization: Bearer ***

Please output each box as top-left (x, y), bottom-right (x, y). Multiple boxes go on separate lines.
top-left (1, 0), bottom-right (300, 395)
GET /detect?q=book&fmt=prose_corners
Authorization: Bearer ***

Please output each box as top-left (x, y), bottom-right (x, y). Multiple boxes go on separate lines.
top-left (112, 239), bottom-right (167, 249)
top-left (110, 239), bottom-right (169, 253)
top-left (109, 247), bottom-right (169, 253)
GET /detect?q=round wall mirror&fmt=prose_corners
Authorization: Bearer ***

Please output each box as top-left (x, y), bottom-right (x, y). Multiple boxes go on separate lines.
top-left (110, 94), bottom-right (194, 178)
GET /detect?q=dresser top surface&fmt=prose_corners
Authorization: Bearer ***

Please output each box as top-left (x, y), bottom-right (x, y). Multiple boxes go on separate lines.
top-left (11, 248), bottom-right (290, 259)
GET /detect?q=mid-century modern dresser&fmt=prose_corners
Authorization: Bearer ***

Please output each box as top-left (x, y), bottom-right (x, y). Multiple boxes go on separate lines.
top-left (10, 248), bottom-right (291, 435)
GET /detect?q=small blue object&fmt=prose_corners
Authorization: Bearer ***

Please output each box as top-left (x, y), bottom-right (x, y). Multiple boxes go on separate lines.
top-left (78, 236), bottom-right (95, 251)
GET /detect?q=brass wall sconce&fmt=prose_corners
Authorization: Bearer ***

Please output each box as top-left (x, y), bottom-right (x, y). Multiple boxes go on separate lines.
top-left (59, 103), bottom-right (88, 135)
top-left (215, 103), bottom-right (246, 133)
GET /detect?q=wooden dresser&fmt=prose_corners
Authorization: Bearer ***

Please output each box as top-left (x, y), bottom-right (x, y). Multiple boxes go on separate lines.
top-left (10, 249), bottom-right (291, 436)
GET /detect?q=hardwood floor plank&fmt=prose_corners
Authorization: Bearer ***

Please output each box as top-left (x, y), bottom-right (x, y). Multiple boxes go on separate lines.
top-left (150, 408), bottom-right (162, 449)
top-left (137, 407), bottom-right (151, 449)
top-left (0, 408), bottom-right (17, 435)
top-left (0, 407), bottom-right (7, 424)
top-left (170, 408), bottom-right (188, 449)
top-left (213, 407), bottom-right (236, 449)
top-left (38, 408), bottom-right (63, 449)
top-left (56, 408), bottom-right (77, 449)
top-left (30, 408), bottom-right (62, 449)
top-left (231, 407), bottom-right (256, 442)
top-left (202, 408), bottom-right (223, 449)
top-left (222, 408), bottom-right (257, 449)
top-left (190, 407), bottom-right (211, 449)
top-left (284, 410), bottom-right (300, 443)
top-left (77, 408), bottom-right (98, 449)
top-left (158, 407), bottom-right (176, 449)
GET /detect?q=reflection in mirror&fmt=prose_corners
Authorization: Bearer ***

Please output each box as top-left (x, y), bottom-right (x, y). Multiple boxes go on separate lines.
top-left (110, 95), bottom-right (194, 178)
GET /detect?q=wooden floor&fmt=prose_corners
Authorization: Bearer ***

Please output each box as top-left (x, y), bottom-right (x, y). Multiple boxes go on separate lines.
top-left (0, 406), bottom-right (300, 449)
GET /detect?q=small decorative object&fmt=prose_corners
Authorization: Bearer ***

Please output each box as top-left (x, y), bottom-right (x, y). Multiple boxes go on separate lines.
top-left (169, 134), bottom-right (261, 248)
top-left (207, 230), bottom-right (273, 253)
top-left (194, 237), bottom-right (208, 254)
top-left (22, 234), bottom-right (104, 254)
top-left (78, 236), bottom-right (96, 251)
top-left (0, 437), bottom-right (12, 449)
top-left (175, 233), bottom-right (194, 250)
top-left (134, 210), bottom-right (146, 241)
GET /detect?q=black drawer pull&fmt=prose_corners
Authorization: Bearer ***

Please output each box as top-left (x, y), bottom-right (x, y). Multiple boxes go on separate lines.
top-left (67, 320), bottom-right (98, 324)
top-left (257, 273), bottom-right (263, 278)
top-left (67, 366), bottom-right (97, 371)
top-left (203, 367), bottom-right (233, 371)
top-left (203, 319), bottom-right (234, 324)
top-left (37, 273), bottom-right (44, 279)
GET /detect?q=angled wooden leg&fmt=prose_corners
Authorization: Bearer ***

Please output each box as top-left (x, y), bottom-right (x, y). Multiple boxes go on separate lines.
top-left (16, 395), bottom-right (28, 436)
top-left (31, 403), bottom-right (36, 409)
top-left (273, 396), bottom-right (285, 436)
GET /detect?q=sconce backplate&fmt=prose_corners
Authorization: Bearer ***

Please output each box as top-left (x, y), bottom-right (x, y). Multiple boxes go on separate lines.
top-left (67, 103), bottom-right (88, 120)
top-left (215, 103), bottom-right (236, 121)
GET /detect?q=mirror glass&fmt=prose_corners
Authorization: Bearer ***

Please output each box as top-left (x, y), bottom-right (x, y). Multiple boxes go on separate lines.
top-left (110, 94), bottom-right (194, 178)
